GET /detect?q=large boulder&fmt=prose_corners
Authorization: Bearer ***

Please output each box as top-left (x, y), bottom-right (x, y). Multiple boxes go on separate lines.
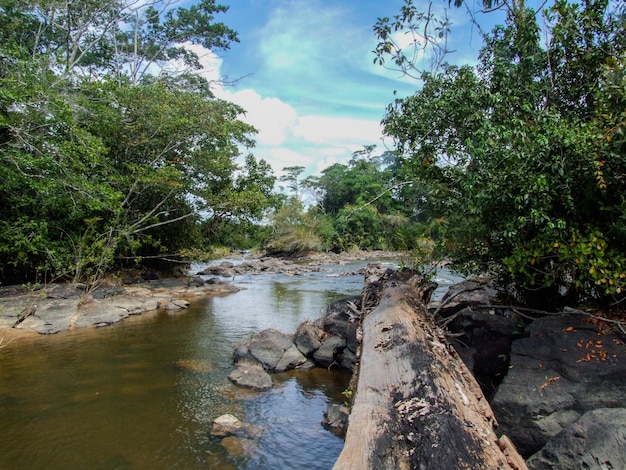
top-left (491, 314), bottom-right (626, 457)
top-left (434, 278), bottom-right (500, 318)
top-left (526, 408), bottom-right (626, 470)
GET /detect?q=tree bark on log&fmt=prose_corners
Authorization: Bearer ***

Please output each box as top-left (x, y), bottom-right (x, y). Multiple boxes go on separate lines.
top-left (334, 271), bottom-right (527, 470)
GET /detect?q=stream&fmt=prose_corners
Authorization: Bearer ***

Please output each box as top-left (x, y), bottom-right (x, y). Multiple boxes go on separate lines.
top-left (0, 258), bottom-right (463, 469)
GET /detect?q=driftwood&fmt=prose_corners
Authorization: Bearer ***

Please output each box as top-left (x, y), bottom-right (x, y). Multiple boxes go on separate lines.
top-left (334, 270), bottom-right (527, 470)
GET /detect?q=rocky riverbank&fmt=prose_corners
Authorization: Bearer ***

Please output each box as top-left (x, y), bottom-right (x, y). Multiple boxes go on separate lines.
top-left (0, 276), bottom-right (239, 335)
top-left (0, 250), bottom-right (404, 337)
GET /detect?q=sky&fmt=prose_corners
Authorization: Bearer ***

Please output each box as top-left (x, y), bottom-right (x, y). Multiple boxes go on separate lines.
top-left (190, 0), bottom-right (509, 180)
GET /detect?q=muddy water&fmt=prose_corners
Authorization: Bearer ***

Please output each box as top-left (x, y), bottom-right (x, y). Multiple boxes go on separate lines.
top-left (0, 260), bottom-right (462, 469)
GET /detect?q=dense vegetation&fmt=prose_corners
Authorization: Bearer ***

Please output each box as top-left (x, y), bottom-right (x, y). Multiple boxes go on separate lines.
top-left (2, 0), bottom-right (625, 311)
top-left (0, 0), bottom-right (275, 284)
top-left (375, 0), bottom-right (626, 306)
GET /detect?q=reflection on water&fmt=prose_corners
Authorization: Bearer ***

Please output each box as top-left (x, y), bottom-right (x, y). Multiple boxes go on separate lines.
top-left (0, 259), bottom-right (463, 469)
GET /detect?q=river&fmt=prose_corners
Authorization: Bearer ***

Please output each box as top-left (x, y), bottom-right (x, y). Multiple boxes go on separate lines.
top-left (0, 258), bottom-right (463, 469)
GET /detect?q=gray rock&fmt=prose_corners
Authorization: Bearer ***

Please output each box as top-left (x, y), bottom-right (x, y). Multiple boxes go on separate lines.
top-left (275, 344), bottom-right (307, 372)
top-left (211, 414), bottom-right (263, 439)
top-left (165, 299), bottom-right (190, 310)
top-left (248, 328), bottom-right (294, 371)
top-left (436, 278), bottom-right (500, 317)
top-left (492, 314), bottom-right (626, 457)
top-left (527, 408), bottom-right (626, 470)
top-left (322, 404), bottom-right (350, 436)
top-left (313, 335), bottom-right (346, 368)
top-left (228, 360), bottom-right (273, 391)
top-left (339, 348), bottom-right (357, 371)
top-left (233, 338), bottom-right (253, 363)
top-left (294, 321), bottom-right (322, 355)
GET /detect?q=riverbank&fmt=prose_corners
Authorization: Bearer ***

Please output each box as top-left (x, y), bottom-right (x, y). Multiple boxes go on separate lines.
top-left (0, 250), bottom-right (406, 337)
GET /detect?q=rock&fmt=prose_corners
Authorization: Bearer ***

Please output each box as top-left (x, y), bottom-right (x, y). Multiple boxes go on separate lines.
top-left (338, 348), bottom-right (356, 371)
top-left (188, 276), bottom-right (205, 287)
top-left (228, 360), bottom-right (273, 391)
top-left (165, 299), bottom-right (190, 310)
top-left (220, 436), bottom-right (257, 460)
top-left (526, 408), bottom-right (626, 470)
top-left (491, 314), bottom-right (626, 457)
top-left (248, 328), bottom-right (294, 371)
top-left (275, 344), bottom-right (307, 372)
top-left (322, 404), bottom-right (349, 436)
top-left (315, 296), bottom-right (360, 353)
top-left (211, 413), bottom-right (263, 439)
top-left (294, 321), bottom-right (322, 355)
top-left (232, 338), bottom-right (253, 363)
top-left (435, 278), bottom-right (500, 317)
top-left (446, 308), bottom-right (525, 398)
top-left (313, 335), bottom-right (346, 368)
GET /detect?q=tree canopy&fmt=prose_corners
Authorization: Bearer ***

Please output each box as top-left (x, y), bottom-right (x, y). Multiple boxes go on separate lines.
top-left (376, 0), bottom-right (626, 306)
top-left (0, 0), bottom-right (275, 284)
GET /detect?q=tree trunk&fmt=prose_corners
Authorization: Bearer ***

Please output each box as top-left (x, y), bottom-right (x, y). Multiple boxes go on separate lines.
top-left (334, 270), bottom-right (527, 470)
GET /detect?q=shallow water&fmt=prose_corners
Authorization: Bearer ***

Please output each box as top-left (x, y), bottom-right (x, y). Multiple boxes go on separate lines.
top-left (0, 259), bottom-right (463, 469)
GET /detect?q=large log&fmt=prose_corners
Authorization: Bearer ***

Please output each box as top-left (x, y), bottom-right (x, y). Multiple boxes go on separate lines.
top-left (334, 270), bottom-right (527, 470)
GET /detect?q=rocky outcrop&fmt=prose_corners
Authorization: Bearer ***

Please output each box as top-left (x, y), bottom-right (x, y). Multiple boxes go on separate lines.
top-left (228, 360), bottom-right (273, 391)
top-left (490, 314), bottom-right (626, 458)
top-left (526, 408), bottom-right (626, 470)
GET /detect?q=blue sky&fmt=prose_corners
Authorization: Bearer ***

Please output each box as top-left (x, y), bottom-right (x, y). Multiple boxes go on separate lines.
top-left (191, 0), bottom-right (511, 179)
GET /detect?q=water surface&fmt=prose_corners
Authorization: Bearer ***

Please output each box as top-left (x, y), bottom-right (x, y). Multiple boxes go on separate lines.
top-left (0, 259), bottom-right (462, 469)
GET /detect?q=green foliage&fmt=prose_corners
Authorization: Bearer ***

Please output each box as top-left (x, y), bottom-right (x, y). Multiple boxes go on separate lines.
top-left (0, 1), bottom-right (274, 284)
top-left (378, 0), bottom-right (626, 305)
top-left (265, 198), bottom-right (323, 255)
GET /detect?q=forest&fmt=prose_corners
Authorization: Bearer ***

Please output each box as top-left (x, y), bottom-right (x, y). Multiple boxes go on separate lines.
top-left (1, 0), bottom-right (625, 309)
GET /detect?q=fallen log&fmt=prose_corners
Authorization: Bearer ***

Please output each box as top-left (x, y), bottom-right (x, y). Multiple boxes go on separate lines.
top-left (334, 270), bottom-right (527, 470)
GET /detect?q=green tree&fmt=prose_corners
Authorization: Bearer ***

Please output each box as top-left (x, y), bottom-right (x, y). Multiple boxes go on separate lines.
top-left (0, 1), bottom-right (273, 284)
top-left (377, 0), bottom-right (626, 306)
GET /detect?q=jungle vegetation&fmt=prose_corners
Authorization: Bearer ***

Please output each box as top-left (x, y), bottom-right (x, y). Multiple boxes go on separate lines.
top-left (1, 0), bottom-right (625, 310)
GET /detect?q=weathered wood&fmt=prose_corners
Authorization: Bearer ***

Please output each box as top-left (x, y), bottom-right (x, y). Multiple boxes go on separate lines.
top-left (334, 272), bottom-right (527, 470)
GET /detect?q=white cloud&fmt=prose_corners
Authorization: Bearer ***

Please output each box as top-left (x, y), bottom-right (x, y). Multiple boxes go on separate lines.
top-left (294, 116), bottom-right (382, 146)
top-left (226, 89), bottom-right (298, 146)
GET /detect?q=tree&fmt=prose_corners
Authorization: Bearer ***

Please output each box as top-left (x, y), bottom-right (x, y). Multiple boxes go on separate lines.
top-left (0, 1), bottom-right (272, 284)
top-left (377, 0), bottom-right (626, 306)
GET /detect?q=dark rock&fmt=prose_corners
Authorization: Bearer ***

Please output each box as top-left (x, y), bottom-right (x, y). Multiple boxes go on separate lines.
top-left (322, 404), bottom-right (349, 436)
top-left (228, 360), bottom-right (273, 391)
top-left (275, 344), bottom-right (307, 372)
top-left (316, 296), bottom-right (360, 353)
top-left (313, 335), bottom-right (346, 368)
top-left (233, 338), bottom-right (253, 363)
top-left (526, 408), bottom-right (626, 470)
top-left (435, 278), bottom-right (500, 317)
top-left (248, 328), bottom-right (294, 371)
top-left (338, 348), bottom-right (357, 371)
top-left (188, 276), bottom-right (205, 287)
top-left (491, 314), bottom-right (626, 457)
top-left (294, 321), bottom-right (322, 355)
top-left (447, 308), bottom-right (525, 398)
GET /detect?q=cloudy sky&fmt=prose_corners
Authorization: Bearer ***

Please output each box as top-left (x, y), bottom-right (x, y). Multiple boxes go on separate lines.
top-left (194, 0), bottom-right (509, 179)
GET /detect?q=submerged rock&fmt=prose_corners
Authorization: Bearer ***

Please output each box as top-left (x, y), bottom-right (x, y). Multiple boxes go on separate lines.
top-left (211, 414), bottom-right (263, 439)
